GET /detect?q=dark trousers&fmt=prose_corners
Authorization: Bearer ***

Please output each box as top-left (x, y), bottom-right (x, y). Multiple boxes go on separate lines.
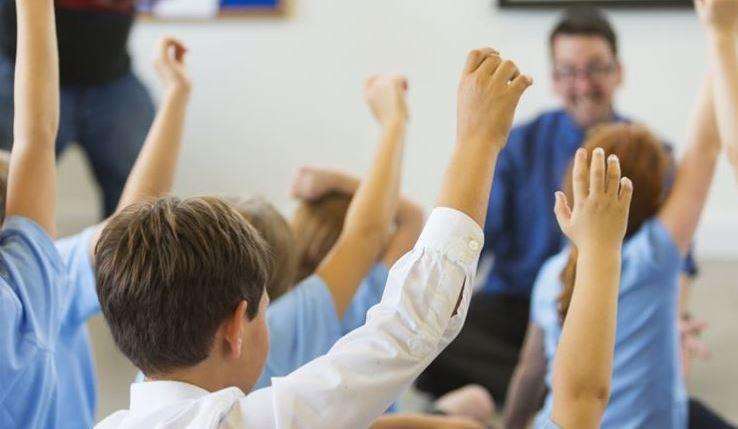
top-left (689, 398), bottom-right (737, 429)
top-left (0, 57), bottom-right (155, 217)
top-left (416, 292), bottom-right (530, 406)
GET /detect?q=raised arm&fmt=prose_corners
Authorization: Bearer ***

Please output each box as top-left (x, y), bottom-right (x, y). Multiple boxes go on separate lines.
top-left (241, 47), bottom-right (530, 429)
top-left (315, 76), bottom-right (407, 317)
top-left (292, 166), bottom-right (425, 267)
top-left (115, 37), bottom-right (191, 213)
top-left (551, 149), bottom-right (632, 428)
top-left (657, 73), bottom-right (720, 253)
top-left (5, 0), bottom-right (59, 235)
top-left (695, 0), bottom-right (738, 177)
top-left (504, 324), bottom-right (547, 429)
top-left (88, 38), bottom-right (191, 253)
top-left (437, 48), bottom-right (532, 226)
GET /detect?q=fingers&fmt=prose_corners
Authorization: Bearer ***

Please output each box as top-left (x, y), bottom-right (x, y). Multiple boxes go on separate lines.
top-left (510, 74), bottom-right (534, 94)
top-left (605, 154), bottom-right (621, 196)
top-left (463, 47), bottom-right (500, 74)
top-left (589, 147), bottom-right (606, 196)
top-left (572, 148), bottom-right (589, 205)
top-left (158, 37), bottom-right (188, 65)
top-left (475, 53), bottom-right (502, 77)
top-left (553, 191), bottom-right (572, 232)
top-left (618, 177), bottom-right (633, 206)
top-left (491, 60), bottom-right (520, 85)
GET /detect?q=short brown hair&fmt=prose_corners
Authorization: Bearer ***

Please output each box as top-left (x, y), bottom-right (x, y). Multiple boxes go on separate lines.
top-left (559, 124), bottom-right (669, 320)
top-left (291, 192), bottom-right (351, 282)
top-left (549, 6), bottom-right (618, 57)
top-left (95, 196), bottom-right (271, 376)
top-left (228, 196), bottom-right (298, 301)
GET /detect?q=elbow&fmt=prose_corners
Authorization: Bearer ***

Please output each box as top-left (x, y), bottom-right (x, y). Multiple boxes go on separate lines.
top-left (554, 372), bottom-right (611, 411)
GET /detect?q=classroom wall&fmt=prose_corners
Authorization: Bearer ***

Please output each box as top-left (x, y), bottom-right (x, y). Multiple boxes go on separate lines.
top-left (57, 0), bottom-right (738, 258)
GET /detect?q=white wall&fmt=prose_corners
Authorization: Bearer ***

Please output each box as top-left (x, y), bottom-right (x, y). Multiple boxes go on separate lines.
top-left (58, 0), bottom-right (738, 257)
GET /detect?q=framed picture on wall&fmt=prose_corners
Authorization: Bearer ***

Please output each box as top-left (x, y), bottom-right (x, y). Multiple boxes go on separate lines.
top-left (138, 0), bottom-right (284, 19)
top-left (499, 0), bottom-right (691, 7)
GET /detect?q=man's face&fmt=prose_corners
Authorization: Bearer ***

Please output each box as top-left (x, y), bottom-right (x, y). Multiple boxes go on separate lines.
top-left (551, 34), bottom-right (622, 129)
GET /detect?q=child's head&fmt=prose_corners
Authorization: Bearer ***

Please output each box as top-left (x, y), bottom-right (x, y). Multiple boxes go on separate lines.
top-left (0, 149), bottom-right (10, 223)
top-left (95, 196), bottom-right (272, 392)
top-left (558, 123), bottom-right (669, 320)
top-left (227, 196), bottom-right (298, 301)
top-left (291, 192), bottom-right (352, 282)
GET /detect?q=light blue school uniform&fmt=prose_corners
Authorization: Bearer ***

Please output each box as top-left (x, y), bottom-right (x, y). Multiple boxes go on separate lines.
top-left (54, 226), bottom-right (100, 428)
top-left (254, 263), bottom-right (390, 389)
top-left (0, 217), bottom-right (66, 428)
top-left (531, 219), bottom-right (687, 429)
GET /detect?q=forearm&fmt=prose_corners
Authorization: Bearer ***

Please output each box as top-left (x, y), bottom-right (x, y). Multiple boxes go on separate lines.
top-left (504, 368), bottom-right (545, 429)
top-left (14, 0), bottom-right (58, 145)
top-left (708, 32), bottom-right (738, 164)
top-left (116, 88), bottom-right (189, 212)
top-left (552, 247), bottom-right (620, 427)
top-left (5, 0), bottom-right (59, 234)
top-left (342, 121), bottom-right (405, 245)
top-left (437, 137), bottom-right (502, 227)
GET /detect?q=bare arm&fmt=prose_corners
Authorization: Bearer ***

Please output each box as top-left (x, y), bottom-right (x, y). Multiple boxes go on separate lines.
top-left (292, 167), bottom-right (425, 267)
top-left (88, 38), bottom-right (191, 253)
top-left (5, 0), bottom-right (59, 235)
top-left (437, 48), bottom-right (532, 226)
top-left (371, 414), bottom-right (484, 429)
top-left (657, 75), bottom-right (719, 254)
top-left (115, 38), bottom-right (191, 213)
top-left (551, 149), bottom-right (632, 429)
top-left (316, 76), bottom-right (408, 317)
top-left (504, 324), bottom-right (547, 429)
top-left (695, 0), bottom-right (738, 175)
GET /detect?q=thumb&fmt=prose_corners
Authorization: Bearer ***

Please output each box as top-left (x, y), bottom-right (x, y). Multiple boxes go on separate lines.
top-left (553, 191), bottom-right (572, 233)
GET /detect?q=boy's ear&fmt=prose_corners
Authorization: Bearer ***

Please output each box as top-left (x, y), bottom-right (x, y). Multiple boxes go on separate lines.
top-left (223, 300), bottom-right (248, 360)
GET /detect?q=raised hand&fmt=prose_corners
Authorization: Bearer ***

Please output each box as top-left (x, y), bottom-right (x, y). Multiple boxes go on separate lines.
top-left (290, 166), bottom-right (344, 201)
top-left (154, 37), bottom-right (191, 93)
top-left (364, 74), bottom-right (408, 127)
top-left (457, 48), bottom-right (533, 148)
top-left (554, 148), bottom-right (633, 252)
top-left (695, 0), bottom-right (738, 35)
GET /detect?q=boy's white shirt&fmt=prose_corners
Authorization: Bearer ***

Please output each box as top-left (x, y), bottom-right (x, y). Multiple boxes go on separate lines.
top-left (96, 207), bottom-right (483, 429)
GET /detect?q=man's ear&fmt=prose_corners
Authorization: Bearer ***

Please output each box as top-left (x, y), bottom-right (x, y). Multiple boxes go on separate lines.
top-left (223, 300), bottom-right (248, 360)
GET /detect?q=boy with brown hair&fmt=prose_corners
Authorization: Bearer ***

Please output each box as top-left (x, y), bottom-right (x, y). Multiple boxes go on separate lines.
top-left (94, 50), bottom-right (533, 427)
top-left (0, 32), bottom-right (192, 426)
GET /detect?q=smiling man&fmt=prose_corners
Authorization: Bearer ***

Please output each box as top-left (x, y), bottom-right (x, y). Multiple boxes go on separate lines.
top-left (416, 5), bottom-right (701, 409)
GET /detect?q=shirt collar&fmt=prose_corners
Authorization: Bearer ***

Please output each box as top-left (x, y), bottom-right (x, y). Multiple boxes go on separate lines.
top-left (129, 380), bottom-right (213, 415)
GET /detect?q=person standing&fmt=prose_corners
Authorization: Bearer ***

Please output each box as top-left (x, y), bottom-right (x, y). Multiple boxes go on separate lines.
top-left (0, 0), bottom-right (155, 217)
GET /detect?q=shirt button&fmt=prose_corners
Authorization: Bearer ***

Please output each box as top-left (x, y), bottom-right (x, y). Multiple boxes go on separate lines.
top-left (468, 240), bottom-right (480, 251)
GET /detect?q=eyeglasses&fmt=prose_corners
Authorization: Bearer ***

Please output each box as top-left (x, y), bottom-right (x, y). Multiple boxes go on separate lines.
top-left (553, 62), bottom-right (616, 82)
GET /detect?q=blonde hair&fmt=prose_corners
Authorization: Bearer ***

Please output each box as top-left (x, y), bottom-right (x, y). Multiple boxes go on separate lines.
top-left (228, 196), bottom-right (298, 301)
top-left (291, 192), bottom-right (352, 283)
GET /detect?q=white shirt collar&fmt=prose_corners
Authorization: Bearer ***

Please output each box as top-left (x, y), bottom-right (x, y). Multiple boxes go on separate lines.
top-left (130, 380), bottom-right (222, 415)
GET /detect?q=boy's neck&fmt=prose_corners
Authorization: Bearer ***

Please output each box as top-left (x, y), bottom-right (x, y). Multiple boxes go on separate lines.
top-left (148, 358), bottom-right (236, 394)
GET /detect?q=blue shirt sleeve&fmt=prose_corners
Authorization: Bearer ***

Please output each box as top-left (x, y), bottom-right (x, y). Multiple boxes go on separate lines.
top-left (341, 263), bottom-right (389, 334)
top-left (0, 216), bottom-right (64, 400)
top-left (254, 274), bottom-right (342, 389)
top-left (55, 226), bottom-right (100, 325)
top-left (621, 219), bottom-right (682, 293)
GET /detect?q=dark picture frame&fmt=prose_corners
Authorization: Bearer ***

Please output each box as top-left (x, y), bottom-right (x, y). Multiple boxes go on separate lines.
top-left (499, 0), bottom-right (692, 8)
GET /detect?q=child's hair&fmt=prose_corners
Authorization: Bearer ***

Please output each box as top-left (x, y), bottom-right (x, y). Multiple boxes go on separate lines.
top-left (558, 124), bottom-right (669, 321)
top-left (227, 196), bottom-right (298, 301)
top-left (291, 192), bottom-right (352, 283)
top-left (95, 196), bottom-right (272, 376)
top-left (0, 149), bottom-right (10, 222)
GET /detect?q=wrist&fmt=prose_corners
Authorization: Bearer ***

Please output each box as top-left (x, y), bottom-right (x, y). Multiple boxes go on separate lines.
top-left (165, 83), bottom-right (192, 100)
top-left (381, 116), bottom-right (407, 131)
top-left (708, 28), bottom-right (737, 44)
top-left (577, 241), bottom-right (622, 258)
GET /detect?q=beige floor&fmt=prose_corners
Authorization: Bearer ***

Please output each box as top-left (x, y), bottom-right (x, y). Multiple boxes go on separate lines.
top-left (87, 260), bottom-right (738, 424)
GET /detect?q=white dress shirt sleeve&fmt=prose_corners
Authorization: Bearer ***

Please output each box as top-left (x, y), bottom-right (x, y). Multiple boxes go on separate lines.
top-left (237, 207), bottom-right (484, 429)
